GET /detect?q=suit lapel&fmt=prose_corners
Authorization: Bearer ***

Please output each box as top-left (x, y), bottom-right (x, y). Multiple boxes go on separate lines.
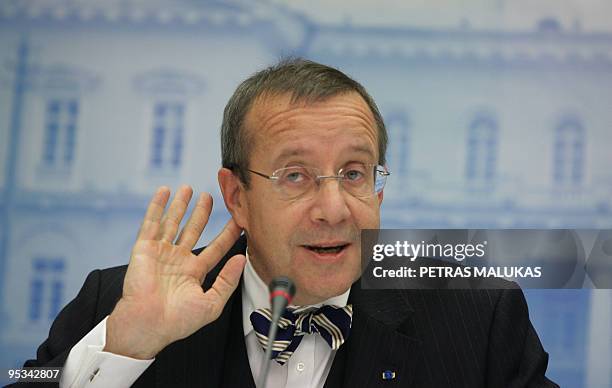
top-left (152, 291), bottom-right (236, 387)
top-left (325, 285), bottom-right (422, 388)
top-left (323, 337), bottom-right (349, 388)
top-left (200, 236), bottom-right (256, 388)
top-left (220, 282), bottom-right (256, 388)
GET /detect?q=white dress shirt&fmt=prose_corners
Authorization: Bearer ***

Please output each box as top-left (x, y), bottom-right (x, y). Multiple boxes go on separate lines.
top-left (59, 254), bottom-right (350, 388)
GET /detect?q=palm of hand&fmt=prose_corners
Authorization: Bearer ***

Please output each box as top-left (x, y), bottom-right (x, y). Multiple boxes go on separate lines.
top-left (105, 186), bottom-right (246, 359)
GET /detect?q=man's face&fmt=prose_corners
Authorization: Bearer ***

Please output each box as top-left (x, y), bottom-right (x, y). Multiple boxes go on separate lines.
top-left (231, 92), bottom-right (382, 305)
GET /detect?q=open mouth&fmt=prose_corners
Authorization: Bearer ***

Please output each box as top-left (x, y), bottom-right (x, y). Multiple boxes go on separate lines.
top-left (302, 244), bottom-right (349, 254)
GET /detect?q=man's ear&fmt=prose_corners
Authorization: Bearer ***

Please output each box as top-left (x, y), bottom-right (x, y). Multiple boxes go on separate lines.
top-left (377, 189), bottom-right (384, 205)
top-left (218, 168), bottom-right (248, 228)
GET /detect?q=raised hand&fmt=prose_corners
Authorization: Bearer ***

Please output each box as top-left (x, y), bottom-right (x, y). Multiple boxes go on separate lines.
top-left (104, 185), bottom-right (246, 359)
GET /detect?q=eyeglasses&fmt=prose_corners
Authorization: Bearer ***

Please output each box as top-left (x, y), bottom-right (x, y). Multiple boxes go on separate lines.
top-left (247, 163), bottom-right (390, 201)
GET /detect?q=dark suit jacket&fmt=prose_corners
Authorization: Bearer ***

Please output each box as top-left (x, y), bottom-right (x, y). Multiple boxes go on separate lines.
top-left (13, 235), bottom-right (558, 387)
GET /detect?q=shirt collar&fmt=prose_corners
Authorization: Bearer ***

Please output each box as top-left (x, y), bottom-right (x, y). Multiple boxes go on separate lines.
top-left (242, 249), bottom-right (351, 336)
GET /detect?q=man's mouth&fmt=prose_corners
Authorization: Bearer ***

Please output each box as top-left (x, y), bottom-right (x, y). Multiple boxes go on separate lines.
top-left (302, 243), bottom-right (350, 254)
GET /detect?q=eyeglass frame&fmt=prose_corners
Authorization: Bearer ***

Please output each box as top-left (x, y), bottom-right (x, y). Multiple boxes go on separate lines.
top-left (244, 163), bottom-right (391, 200)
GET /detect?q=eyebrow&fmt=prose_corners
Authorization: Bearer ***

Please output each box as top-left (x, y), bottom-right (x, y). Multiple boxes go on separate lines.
top-left (272, 144), bottom-right (376, 166)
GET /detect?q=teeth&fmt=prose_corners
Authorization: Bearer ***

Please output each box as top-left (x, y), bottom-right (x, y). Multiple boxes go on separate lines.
top-left (308, 245), bottom-right (345, 254)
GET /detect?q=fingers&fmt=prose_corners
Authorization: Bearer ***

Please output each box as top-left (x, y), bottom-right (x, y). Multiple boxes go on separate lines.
top-left (158, 185), bottom-right (193, 243)
top-left (137, 186), bottom-right (171, 241)
top-left (196, 218), bottom-right (243, 277)
top-left (175, 193), bottom-right (212, 249)
top-left (206, 254), bottom-right (246, 317)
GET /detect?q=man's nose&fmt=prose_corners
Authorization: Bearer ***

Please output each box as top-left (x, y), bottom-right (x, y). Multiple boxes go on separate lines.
top-left (308, 178), bottom-right (351, 225)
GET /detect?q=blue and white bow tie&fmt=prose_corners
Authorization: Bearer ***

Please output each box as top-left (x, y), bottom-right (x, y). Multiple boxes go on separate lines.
top-left (250, 304), bottom-right (353, 365)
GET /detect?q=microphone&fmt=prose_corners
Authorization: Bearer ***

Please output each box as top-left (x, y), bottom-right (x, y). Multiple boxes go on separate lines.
top-left (257, 276), bottom-right (296, 388)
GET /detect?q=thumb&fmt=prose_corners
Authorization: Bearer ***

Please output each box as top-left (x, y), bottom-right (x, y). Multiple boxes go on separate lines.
top-left (205, 254), bottom-right (246, 319)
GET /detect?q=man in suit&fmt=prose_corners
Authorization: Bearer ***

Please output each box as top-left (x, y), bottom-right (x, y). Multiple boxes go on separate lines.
top-left (15, 59), bottom-right (558, 387)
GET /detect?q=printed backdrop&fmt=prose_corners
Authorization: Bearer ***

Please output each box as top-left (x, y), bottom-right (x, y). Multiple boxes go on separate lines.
top-left (0, 1), bottom-right (611, 386)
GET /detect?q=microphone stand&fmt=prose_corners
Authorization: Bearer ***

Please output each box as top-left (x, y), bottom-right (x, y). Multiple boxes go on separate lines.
top-left (257, 276), bottom-right (296, 388)
top-left (258, 316), bottom-right (280, 388)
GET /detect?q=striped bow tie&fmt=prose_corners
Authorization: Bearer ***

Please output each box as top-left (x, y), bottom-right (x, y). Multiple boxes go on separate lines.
top-left (250, 305), bottom-right (353, 365)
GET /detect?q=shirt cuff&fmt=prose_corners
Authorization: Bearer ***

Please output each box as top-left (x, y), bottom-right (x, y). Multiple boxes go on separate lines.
top-left (60, 316), bottom-right (155, 388)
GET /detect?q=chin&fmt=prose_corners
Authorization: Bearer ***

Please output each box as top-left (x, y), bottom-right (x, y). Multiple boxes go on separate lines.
top-left (294, 273), bottom-right (355, 304)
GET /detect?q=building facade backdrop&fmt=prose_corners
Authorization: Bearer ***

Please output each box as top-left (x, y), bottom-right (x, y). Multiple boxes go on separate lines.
top-left (0, 1), bottom-right (611, 386)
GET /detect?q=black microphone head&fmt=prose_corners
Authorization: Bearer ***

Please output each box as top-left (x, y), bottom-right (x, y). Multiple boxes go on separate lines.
top-left (269, 276), bottom-right (296, 301)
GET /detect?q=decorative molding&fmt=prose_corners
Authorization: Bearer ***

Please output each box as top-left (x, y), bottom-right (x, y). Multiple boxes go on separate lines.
top-left (309, 25), bottom-right (612, 69)
top-left (20, 63), bottom-right (100, 95)
top-left (132, 68), bottom-right (205, 97)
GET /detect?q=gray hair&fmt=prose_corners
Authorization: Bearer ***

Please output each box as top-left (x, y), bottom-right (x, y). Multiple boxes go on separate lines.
top-left (221, 58), bottom-right (387, 186)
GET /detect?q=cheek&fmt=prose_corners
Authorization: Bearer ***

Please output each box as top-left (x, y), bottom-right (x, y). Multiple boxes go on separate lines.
top-left (349, 198), bottom-right (381, 228)
top-left (245, 193), bottom-right (303, 251)
top-left (244, 186), bottom-right (276, 226)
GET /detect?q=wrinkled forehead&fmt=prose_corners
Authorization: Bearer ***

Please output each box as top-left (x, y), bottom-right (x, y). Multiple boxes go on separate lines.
top-left (243, 91), bottom-right (379, 164)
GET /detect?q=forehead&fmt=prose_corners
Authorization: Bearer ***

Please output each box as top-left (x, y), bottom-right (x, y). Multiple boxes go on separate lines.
top-left (244, 91), bottom-right (379, 166)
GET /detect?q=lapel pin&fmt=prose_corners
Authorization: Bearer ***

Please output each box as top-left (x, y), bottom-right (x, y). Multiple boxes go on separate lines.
top-left (382, 370), bottom-right (396, 380)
